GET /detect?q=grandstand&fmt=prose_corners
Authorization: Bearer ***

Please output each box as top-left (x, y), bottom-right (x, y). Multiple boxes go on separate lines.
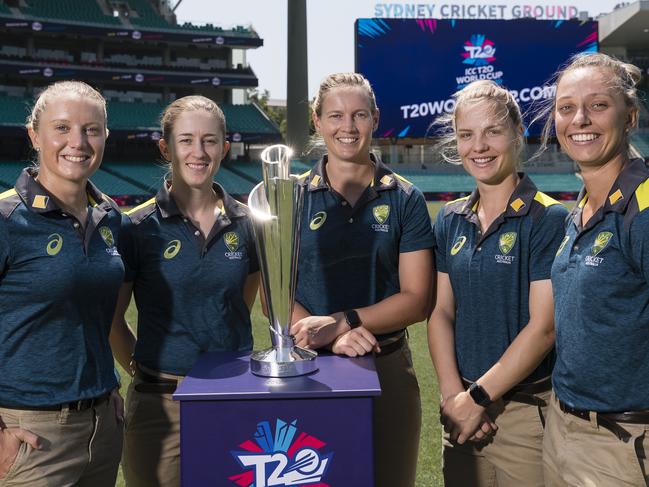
top-left (0, 0), bottom-right (281, 204)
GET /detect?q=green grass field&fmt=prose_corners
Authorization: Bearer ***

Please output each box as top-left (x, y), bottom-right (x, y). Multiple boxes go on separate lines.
top-left (114, 202), bottom-right (448, 487)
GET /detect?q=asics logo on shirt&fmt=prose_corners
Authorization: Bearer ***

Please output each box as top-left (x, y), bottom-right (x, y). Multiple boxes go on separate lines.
top-left (309, 212), bottom-right (327, 231)
top-left (450, 236), bottom-right (467, 256)
top-left (163, 240), bottom-right (181, 260)
top-left (46, 233), bottom-right (63, 256)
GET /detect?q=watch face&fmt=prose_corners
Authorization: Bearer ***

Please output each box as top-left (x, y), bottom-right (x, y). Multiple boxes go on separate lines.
top-left (469, 383), bottom-right (491, 407)
top-left (345, 309), bottom-right (361, 327)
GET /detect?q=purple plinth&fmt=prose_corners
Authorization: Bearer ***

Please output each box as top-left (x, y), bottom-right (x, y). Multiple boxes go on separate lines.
top-left (174, 352), bottom-right (381, 487)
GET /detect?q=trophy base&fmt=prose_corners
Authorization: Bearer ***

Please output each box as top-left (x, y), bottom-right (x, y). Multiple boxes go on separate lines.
top-left (250, 346), bottom-right (318, 378)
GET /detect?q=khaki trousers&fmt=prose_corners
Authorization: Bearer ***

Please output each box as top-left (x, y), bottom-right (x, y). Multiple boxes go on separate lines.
top-left (0, 400), bottom-right (122, 487)
top-left (543, 392), bottom-right (649, 487)
top-left (443, 389), bottom-right (550, 487)
top-left (374, 340), bottom-right (421, 487)
top-left (122, 370), bottom-right (182, 487)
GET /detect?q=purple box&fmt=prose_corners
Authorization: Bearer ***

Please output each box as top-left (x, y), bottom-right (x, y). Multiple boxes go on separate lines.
top-left (174, 351), bottom-right (381, 487)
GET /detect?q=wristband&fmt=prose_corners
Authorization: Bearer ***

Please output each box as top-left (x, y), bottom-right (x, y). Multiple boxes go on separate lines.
top-left (343, 309), bottom-right (362, 329)
top-left (468, 382), bottom-right (492, 407)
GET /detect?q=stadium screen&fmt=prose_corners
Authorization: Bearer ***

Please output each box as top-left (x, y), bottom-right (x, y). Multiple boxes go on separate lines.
top-left (355, 18), bottom-right (598, 138)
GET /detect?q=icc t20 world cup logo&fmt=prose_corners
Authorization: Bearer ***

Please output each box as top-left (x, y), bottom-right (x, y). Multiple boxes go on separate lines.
top-left (462, 34), bottom-right (496, 66)
top-left (229, 418), bottom-right (333, 486)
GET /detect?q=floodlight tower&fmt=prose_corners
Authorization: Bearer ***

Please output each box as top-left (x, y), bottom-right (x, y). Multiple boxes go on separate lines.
top-left (286, 0), bottom-right (309, 157)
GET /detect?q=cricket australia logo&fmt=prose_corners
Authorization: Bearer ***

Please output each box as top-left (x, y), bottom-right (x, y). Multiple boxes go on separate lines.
top-left (224, 232), bottom-right (243, 260)
top-left (229, 418), bottom-right (333, 487)
top-left (371, 204), bottom-right (390, 232)
top-left (585, 231), bottom-right (613, 267)
top-left (99, 226), bottom-right (119, 256)
top-left (450, 236), bottom-right (466, 256)
top-left (495, 231), bottom-right (517, 265)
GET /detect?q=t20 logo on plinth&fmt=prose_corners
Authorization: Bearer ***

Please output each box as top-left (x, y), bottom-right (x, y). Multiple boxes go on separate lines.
top-left (229, 418), bottom-right (333, 486)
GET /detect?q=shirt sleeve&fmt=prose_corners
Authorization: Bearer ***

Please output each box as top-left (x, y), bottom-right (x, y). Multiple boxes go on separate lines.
top-left (0, 219), bottom-right (10, 275)
top-left (117, 214), bottom-right (137, 283)
top-left (399, 187), bottom-right (435, 253)
top-left (433, 208), bottom-right (448, 273)
top-left (628, 209), bottom-right (649, 283)
top-left (529, 204), bottom-right (569, 281)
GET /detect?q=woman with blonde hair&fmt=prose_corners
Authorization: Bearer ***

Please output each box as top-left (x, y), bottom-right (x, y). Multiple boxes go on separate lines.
top-left (428, 79), bottom-right (567, 486)
top-left (111, 95), bottom-right (259, 486)
top-left (290, 72), bottom-right (434, 487)
top-left (0, 80), bottom-right (124, 486)
top-left (540, 52), bottom-right (649, 486)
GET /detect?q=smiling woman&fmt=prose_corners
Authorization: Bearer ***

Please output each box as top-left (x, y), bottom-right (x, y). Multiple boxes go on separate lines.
top-left (290, 73), bottom-right (434, 487)
top-left (428, 79), bottom-right (567, 486)
top-left (0, 80), bottom-right (125, 487)
top-left (538, 53), bottom-right (649, 487)
top-left (110, 95), bottom-right (260, 487)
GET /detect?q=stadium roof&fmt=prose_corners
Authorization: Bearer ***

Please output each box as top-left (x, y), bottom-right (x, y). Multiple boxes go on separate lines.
top-left (599, 1), bottom-right (649, 48)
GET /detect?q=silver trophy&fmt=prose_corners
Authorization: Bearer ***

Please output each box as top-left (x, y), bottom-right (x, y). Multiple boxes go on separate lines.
top-left (248, 144), bottom-right (318, 377)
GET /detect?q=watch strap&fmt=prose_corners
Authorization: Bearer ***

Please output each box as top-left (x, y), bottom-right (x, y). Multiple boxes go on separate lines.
top-left (343, 309), bottom-right (362, 329)
top-left (468, 382), bottom-right (492, 407)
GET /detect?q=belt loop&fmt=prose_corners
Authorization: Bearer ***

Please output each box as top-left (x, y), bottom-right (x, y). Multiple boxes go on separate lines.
top-left (589, 411), bottom-right (598, 430)
top-left (59, 404), bottom-right (70, 424)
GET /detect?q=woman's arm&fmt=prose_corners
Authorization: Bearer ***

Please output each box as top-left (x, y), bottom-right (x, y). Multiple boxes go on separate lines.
top-left (243, 271), bottom-right (260, 312)
top-left (439, 279), bottom-right (554, 444)
top-left (427, 271), bottom-right (464, 401)
top-left (472, 279), bottom-right (555, 398)
top-left (109, 282), bottom-right (137, 375)
top-left (292, 248), bottom-right (433, 350)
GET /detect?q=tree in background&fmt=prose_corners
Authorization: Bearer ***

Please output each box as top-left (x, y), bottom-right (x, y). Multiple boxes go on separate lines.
top-left (248, 88), bottom-right (287, 141)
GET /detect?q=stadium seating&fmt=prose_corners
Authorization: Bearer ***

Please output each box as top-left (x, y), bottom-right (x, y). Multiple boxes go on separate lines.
top-left (10, 0), bottom-right (254, 36)
top-left (0, 94), bottom-right (30, 126)
top-left (20, 0), bottom-right (121, 25)
top-left (631, 132), bottom-right (649, 158)
top-left (0, 94), bottom-right (278, 138)
top-left (123, 0), bottom-right (170, 29)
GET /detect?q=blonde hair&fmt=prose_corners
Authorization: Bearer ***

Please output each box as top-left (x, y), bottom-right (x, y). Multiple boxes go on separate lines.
top-left (160, 95), bottom-right (226, 142)
top-left (311, 72), bottom-right (378, 117)
top-left (26, 80), bottom-right (107, 133)
top-left (433, 80), bottom-right (524, 165)
top-left (536, 52), bottom-right (641, 155)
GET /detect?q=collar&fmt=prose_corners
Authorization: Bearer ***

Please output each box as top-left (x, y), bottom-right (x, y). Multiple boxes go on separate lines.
top-left (451, 173), bottom-right (539, 219)
top-left (304, 153), bottom-right (399, 192)
top-left (15, 167), bottom-right (112, 213)
top-left (156, 181), bottom-right (248, 219)
top-left (573, 158), bottom-right (649, 216)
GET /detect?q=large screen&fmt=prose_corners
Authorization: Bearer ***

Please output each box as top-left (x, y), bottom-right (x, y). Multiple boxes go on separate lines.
top-left (355, 18), bottom-right (597, 138)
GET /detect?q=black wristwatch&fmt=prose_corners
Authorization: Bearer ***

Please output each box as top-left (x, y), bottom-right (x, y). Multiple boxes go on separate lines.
top-left (343, 309), bottom-right (362, 329)
top-left (468, 382), bottom-right (492, 407)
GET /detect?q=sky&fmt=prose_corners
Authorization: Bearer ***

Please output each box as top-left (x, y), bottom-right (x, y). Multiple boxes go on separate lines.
top-left (176, 0), bottom-right (625, 100)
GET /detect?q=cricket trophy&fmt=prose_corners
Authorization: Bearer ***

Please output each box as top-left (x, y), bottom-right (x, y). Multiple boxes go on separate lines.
top-left (248, 144), bottom-right (318, 377)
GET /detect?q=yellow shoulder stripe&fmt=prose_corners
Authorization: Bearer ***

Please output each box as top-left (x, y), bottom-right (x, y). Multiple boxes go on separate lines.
top-left (534, 191), bottom-right (562, 207)
top-left (635, 179), bottom-right (649, 212)
top-left (445, 195), bottom-right (470, 206)
top-left (393, 173), bottom-right (413, 185)
top-left (0, 188), bottom-right (17, 200)
top-left (125, 197), bottom-right (156, 216)
top-left (296, 169), bottom-right (311, 180)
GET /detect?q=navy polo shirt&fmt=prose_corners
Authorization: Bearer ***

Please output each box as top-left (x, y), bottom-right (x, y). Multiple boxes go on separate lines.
top-left (122, 182), bottom-right (259, 375)
top-left (434, 174), bottom-right (568, 383)
top-left (294, 154), bottom-right (434, 342)
top-left (0, 168), bottom-right (124, 407)
top-left (552, 158), bottom-right (649, 412)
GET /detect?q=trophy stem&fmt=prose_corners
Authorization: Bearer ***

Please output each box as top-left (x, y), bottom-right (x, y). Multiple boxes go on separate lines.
top-left (248, 144), bottom-right (318, 378)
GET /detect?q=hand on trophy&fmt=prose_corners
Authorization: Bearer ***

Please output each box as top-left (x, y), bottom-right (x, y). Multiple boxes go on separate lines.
top-left (330, 328), bottom-right (380, 357)
top-left (291, 315), bottom-right (348, 349)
